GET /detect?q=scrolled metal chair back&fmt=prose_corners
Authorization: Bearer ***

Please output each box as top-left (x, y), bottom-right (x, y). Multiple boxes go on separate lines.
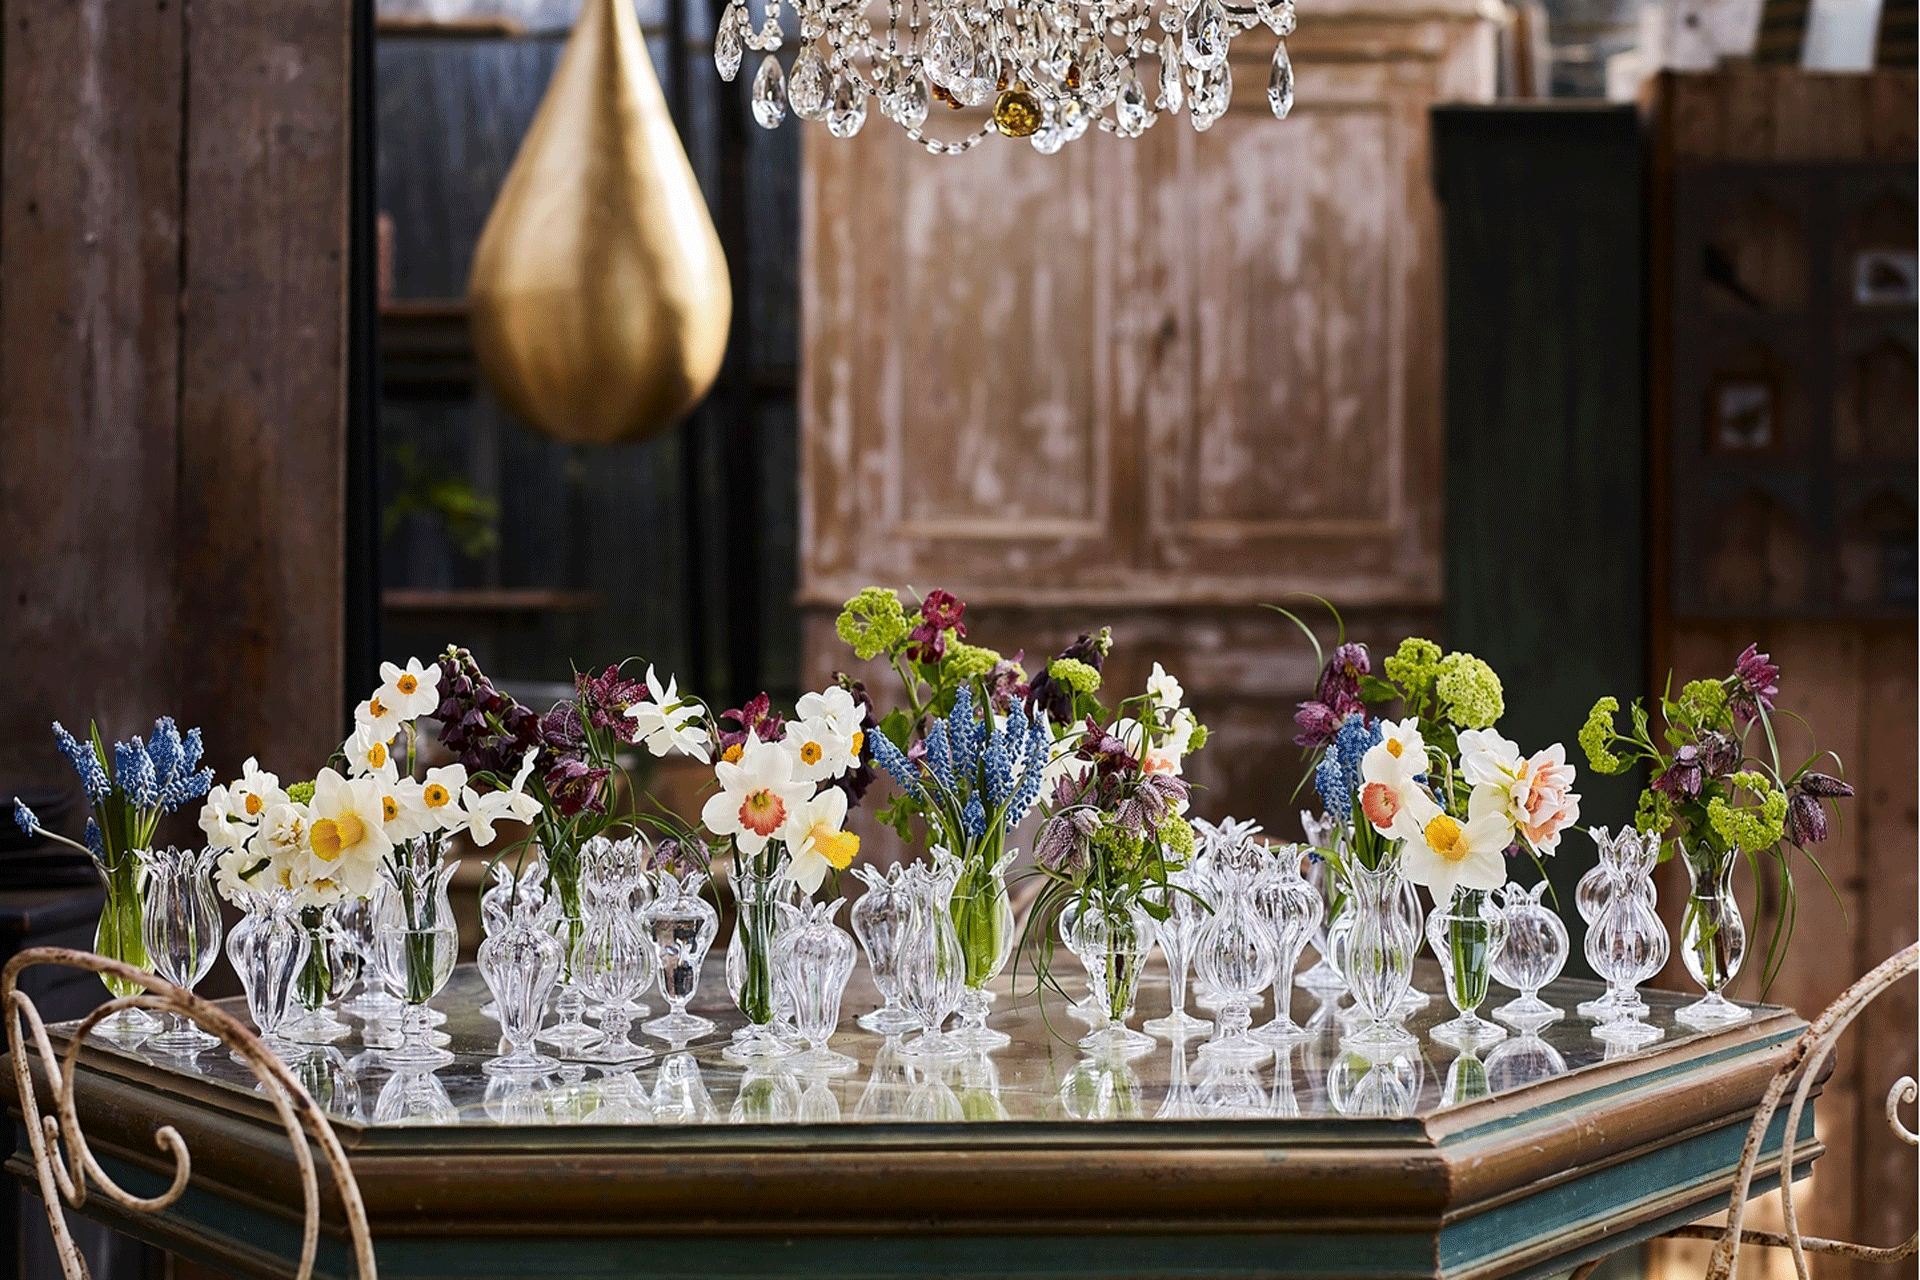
top-left (2, 945), bottom-right (376, 1280)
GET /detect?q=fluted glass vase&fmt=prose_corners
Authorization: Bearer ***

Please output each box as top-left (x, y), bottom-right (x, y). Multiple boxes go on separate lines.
top-left (1490, 880), bottom-right (1568, 1030)
top-left (1070, 893), bottom-right (1159, 1060)
top-left (850, 862), bottom-right (920, 1035)
top-left (377, 841), bottom-right (460, 1068)
top-left (1340, 853), bottom-right (1419, 1055)
top-left (479, 911), bottom-right (563, 1076)
top-left (1676, 840), bottom-right (1751, 1029)
top-left (941, 845), bottom-right (1016, 1051)
top-left (643, 871), bottom-right (719, 1046)
top-left (92, 848), bottom-right (159, 1042)
top-left (725, 852), bottom-right (797, 1064)
top-left (896, 860), bottom-right (964, 1060)
top-left (138, 846), bottom-right (223, 1055)
top-left (777, 897), bottom-right (858, 1074)
top-left (283, 904), bottom-right (355, 1045)
top-left (228, 889), bottom-right (310, 1054)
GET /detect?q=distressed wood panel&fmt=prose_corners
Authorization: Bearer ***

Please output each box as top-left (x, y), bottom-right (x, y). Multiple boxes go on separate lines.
top-left (0, 0), bottom-right (185, 782)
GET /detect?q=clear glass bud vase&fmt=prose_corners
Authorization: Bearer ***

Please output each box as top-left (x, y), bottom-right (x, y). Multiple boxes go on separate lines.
top-left (1676, 840), bottom-right (1751, 1029)
top-left (850, 863), bottom-right (920, 1035)
top-left (1425, 886), bottom-right (1509, 1051)
top-left (138, 846), bottom-right (223, 1055)
top-left (92, 849), bottom-right (159, 1042)
top-left (284, 904), bottom-right (355, 1045)
top-left (1489, 880), bottom-right (1568, 1031)
top-left (940, 846), bottom-right (1016, 1051)
top-left (479, 912), bottom-right (564, 1076)
top-left (642, 871), bottom-right (720, 1047)
top-left (1340, 853), bottom-right (1419, 1054)
top-left (376, 842), bottom-right (461, 1068)
top-left (725, 853), bottom-right (798, 1064)
top-left (227, 889), bottom-right (310, 1055)
top-left (776, 897), bottom-right (858, 1075)
top-left (1070, 892), bottom-right (1159, 1060)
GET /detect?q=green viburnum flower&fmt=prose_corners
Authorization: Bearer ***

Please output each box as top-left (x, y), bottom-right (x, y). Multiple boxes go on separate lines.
top-left (1635, 787), bottom-right (1674, 837)
top-left (1676, 678), bottom-right (1729, 726)
top-left (1048, 657), bottom-right (1103, 696)
top-left (1092, 821), bottom-right (1143, 869)
top-left (1435, 651), bottom-right (1505, 729)
top-left (1157, 813), bottom-right (1196, 863)
top-left (1579, 697), bottom-right (1630, 775)
top-left (1706, 770), bottom-right (1788, 852)
top-left (835, 587), bottom-right (909, 661)
top-left (944, 638), bottom-right (1003, 680)
top-left (287, 780), bottom-right (316, 805)
top-left (1383, 637), bottom-right (1442, 695)
top-left (1187, 722), bottom-right (1210, 752)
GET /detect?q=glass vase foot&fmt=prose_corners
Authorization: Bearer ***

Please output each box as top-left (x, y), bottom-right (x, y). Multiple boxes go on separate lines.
top-left (90, 1007), bottom-right (160, 1045)
top-left (586, 1037), bottom-right (658, 1067)
top-left (1675, 991), bottom-right (1751, 1030)
top-left (1198, 1031), bottom-right (1274, 1064)
top-left (1341, 1018), bottom-right (1418, 1056)
top-left (1296, 957), bottom-right (1345, 993)
top-left (1592, 1015), bottom-right (1663, 1049)
top-left (1249, 1016), bottom-right (1313, 1045)
top-left (1144, 1009), bottom-right (1213, 1040)
top-left (1492, 994), bottom-right (1564, 1032)
top-left (537, 1019), bottom-right (605, 1053)
top-left (281, 1011), bottom-right (350, 1045)
top-left (900, 1028), bottom-right (959, 1062)
top-left (1577, 990), bottom-right (1647, 1022)
top-left (857, 1004), bottom-right (921, 1036)
top-left (790, 1046), bottom-right (860, 1077)
top-left (483, 1048), bottom-right (560, 1077)
top-left (947, 988), bottom-right (1008, 1051)
top-left (1077, 1026), bottom-right (1157, 1061)
top-left (342, 989), bottom-right (403, 1020)
top-left (148, 1026), bottom-right (219, 1057)
top-left (722, 1023), bottom-right (798, 1065)
top-left (644, 1011), bottom-right (715, 1046)
top-left (382, 1039), bottom-right (455, 1069)
top-left (1429, 1013), bottom-right (1508, 1052)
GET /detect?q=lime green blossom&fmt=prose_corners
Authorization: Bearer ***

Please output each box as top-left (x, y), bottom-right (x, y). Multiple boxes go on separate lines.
top-left (1579, 697), bottom-right (1630, 775)
top-left (1677, 678), bottom-right (1729, 726)
top-left (287, 780), bottom-right (316, 805)
top-left (1048, 657), bottom-right (1102, 696)
top-left (1383, 637), bottom-right (1442, 696)
top-left (1635, 787), bottom-right (1674, 837)
top-left (1092, 821), bottom-right (1143, 869)
top-left (835, 587), bottom-right (910, 661)
top-left (1435, 651), bottom-right (1505, 729)
top-left (1707, 773), bottom-right (1788, 852)
top-left (944, 639), bottom-right (1003, 680)
top-left (1187, 722), bottom-right (1210, 752)
top-left (1157, 813), bottom-right (1196, 863)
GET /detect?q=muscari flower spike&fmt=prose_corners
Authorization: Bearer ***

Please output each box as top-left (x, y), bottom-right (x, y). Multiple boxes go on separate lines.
top-left (52, 722), bottom-right (110, 802)
top-left (869, 729), bottom-right (925, 802)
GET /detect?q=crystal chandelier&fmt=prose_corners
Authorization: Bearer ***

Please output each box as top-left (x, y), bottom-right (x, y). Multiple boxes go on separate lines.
top-left (711, 0), bottom-right (1296, 153)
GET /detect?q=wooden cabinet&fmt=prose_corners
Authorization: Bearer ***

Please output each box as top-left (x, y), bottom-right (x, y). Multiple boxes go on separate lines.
top-left (798, 0), bottom-right (1498, 827)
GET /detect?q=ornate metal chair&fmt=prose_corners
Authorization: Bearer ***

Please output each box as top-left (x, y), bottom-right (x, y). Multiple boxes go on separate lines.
top-left (1573, 941), bottom-right (1920, 1280)
top-left (1, 945), bottom-right (376, 1280)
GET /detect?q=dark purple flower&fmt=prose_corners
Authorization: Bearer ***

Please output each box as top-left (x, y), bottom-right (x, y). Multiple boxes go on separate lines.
top-left (1798, 771), bottom-right (1853, 798)
top-left (539, 702), bottom-right (586, 754)
top-left (1698, 731), bottom-right (1741, 778)
top-left (1785, 790), bottom-right (1830, 847)
top-left (1316, 642), bottom-right (1370, 710)
top-left (920, 589), bottom-right (967, 634)
top-left (720, 692), bottom-right (784, 746)
top-left (1730, 644), bottom-right (1781, 725)
top-left (983, 654), bottom-right (1030, 715)
top-left (575, 665), bottom-right (648, 742)
top-left (1653, 744), bottom-right (1704, 800)
top-left (1036, 813), bottom-right (1091, 875)
top-left (1026, 630), bottom-right (1112, 725)
top-left (544, 758), bottom-right (608, 818)
top-left (1293, 700), bottom-right (1342, 749)
top-left (647, 836), bottom-right (708, 879)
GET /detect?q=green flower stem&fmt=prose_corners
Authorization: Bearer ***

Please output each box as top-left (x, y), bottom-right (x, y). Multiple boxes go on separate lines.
top-left (296, 908), bottom-right (332, 1012)
top-left (1447, 889), bottom-right (1494, 1013)
top-left (951, 833), bottom-right (1010, 989)
top-left (95, 853), bottom-right (150, 998)
top-left (738, 877), bottom-right (780, 1025)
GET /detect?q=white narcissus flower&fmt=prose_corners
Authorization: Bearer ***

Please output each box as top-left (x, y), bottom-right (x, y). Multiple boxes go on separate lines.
top-left (1147, 661), bottom-right (1186, 712)
top-left (1458, 728), bottom-right (1523, 789)
top-left (213, 844), bottom-right (271, 906)
top-left (1460, 731), bottom-right (1581, 857)
top-left (343, 722), bottom-right (400, 783)
top-left (300, 768), bottom-right (391, 902)
top-left (781, 787), bottom-right (861, 892)
top-left (796, 686), bottom-right (865, 742)
top-left (354, 689), bottom-right (401, 738)
top-left (376, 777), bottom-right (433, 842)
top-left (781, 715), bottom-right (855, 783)
top-left (1395, 784), bottom-right (1513, 902)
top-left (701, 736), bottom-right (813, 856)
top-left (460, 749), bottom-right (542, 846)
top-left (379, 657), bottom-right (442, 720)
top-left (626, 665), bottom-right (711, 763)
top-left (1358, 717), bottom-right (1429, 836)
top-left (419, 763), bottom-right (468, 830)
top-left (199, 785), bottom-right (248, 851)
top-left (228, 757), bottom-right (288, 823)
top-left (250, 803), bottom-right (314, 902)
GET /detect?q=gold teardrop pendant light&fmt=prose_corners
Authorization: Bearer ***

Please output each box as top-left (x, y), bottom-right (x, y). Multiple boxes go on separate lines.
top-left (467, 0), bottom-right (732, 445)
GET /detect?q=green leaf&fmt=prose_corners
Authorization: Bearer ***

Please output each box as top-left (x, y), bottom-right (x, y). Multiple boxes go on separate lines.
top-left (1358, 675), bottom-right (1400, 703)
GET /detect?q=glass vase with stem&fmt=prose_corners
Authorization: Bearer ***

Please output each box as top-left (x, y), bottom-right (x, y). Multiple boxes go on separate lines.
top-left (1675, 837), bottom-right (1751, 1029)
top-left (138, 846), bottom-right (223, 1056)
top-left (226, 887), bottom-right (311, 1059)
top-left (1295, 810), bottom-right (1349, 994)
top-left (93, 846), bottom-right (159, 1043)
top-left (939, 843), bottom-right (1017, 1052)
top-left (1192, 857), bottom-right (1277, 1062)
top-left (1582, 825), bottom-right (1668, 1047)
top-left (376, 838), bottom-right (461, 1068)
top-left (725, 845), bottom-right (800, 1064)
top-left (850, 862), bottom-right (921, 1035)
top-left (896, 859), bottom-right (965, 1061)
top-left (479, 893), bottom-right (564, 1077)
top-left (333, 892), bottom-right (401, 1021)
top-left (1143, 862), bottom-right (1214, 1040)
top-left (1339, 848), bottom-right (1420, 1055)
top-left (576, 839), bottom-right (655, 1065)
top-left (534, 834), bottom-right (603, 1055)
top-left (1251, 845), bottom-right (1323, 1045)
top-left (283, 903), bottom-right (355, 1044)
top-left (1425, 885), bottom-right (1510, 1051)
top-left (776, 896), bottom-right (859, 1075)
top-left (1489, 880), bottom-right (1568, 1031)
top-left (1069, 889), bottom-right (1160, 1060)
top-left (642, 869), bottom-right (719, 1046)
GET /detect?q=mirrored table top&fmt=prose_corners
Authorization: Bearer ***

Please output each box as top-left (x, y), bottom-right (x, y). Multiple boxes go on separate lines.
top-left (66, 959), bottom-right (1790, 1131)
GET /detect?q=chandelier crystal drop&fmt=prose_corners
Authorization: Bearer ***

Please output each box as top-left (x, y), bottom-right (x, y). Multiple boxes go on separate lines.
top-left (709, 0), bottom-right (1298, 152)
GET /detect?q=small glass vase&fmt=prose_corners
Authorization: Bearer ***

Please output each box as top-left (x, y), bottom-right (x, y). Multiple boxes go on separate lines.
top-left (1295, 809), bottom-right (1349, 993)
top-left (93, 848), bottom-right (160, 1043)
top-left (850, 863), bottom-right (920, 1035)
top-left (1582, 826), bottom-right (1668, 1046)
top-left (577, 898), bottom-right (655, 1066)
top-left (896, 859), bottom-right (965, 1061)
top-left (939, 846), bottom-right (1017, 1052)
top-left (776, 897), bottom-right (859, 1075)
top-left (1490, 880), bottom-right (1569, 1030)
top-left (1676, 840), bottom-right (1751, 1029)
top-left (1070, 892), bottom-right (1159, 1060)
top-left (227, 888), bottom-right (310, 1054)
top-left (725, 852), bottom-right (798, 1064)
top-left (536, 838), bottom-right (601, 1055)
top-left (479, 912), bottom-right (563, 1076)
top-left (283, 904), bottom-right (355, 1044)
top-left (1192, 858), bottom-right (1277, 1062)
top-left (1425, 886), bottom-right (1510, 1051)
top-left (1251, 847), bottom-right (1323, 1045)
top-left (642, 870), bottom-right (720, 1046)
top-left (1144, 864), bottom-right (1213, 1040)
top-left (1340, 853), bottom-right (1419, 1055)
top-left (376, 842), bottom-right (461, 1068)
top-left (333, 892), bottom-right (401, 1021)
top-left (138, 846), bottom-right (223, 1055)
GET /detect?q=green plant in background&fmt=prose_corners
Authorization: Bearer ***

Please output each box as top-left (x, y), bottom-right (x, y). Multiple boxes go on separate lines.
top-left (382, 440), bottom-right (501, 561)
